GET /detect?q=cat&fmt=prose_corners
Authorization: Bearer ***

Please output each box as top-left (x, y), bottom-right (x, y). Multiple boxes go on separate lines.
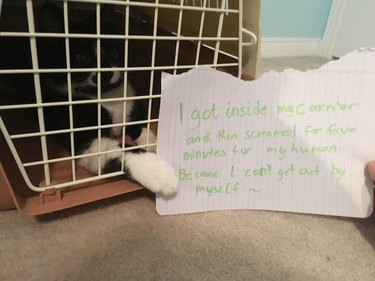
top-left (0, 2), bottom-right (178, 196)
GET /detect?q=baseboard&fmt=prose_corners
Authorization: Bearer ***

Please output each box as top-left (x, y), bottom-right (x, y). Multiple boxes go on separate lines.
top-left (260, 38), bottom-right (322, 58)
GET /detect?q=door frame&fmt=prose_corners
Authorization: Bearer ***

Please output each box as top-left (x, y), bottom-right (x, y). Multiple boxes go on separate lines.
top-left (319, 0), bottom-right (347, 58)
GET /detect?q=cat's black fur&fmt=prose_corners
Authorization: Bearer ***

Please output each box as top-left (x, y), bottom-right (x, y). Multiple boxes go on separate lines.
top-left (0, 2), bottom-right (178, 195)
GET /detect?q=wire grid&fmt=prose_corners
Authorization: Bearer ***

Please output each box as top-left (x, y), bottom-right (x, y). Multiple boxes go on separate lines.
top-left (0, 0), bottom-right (249, 192)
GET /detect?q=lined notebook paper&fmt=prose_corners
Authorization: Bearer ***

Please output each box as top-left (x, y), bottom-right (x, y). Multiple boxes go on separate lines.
top-left (156, 49), bottom-right (375, 217)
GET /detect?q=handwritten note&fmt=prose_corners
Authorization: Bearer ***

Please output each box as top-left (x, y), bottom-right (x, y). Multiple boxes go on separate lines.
top-left (156, 49), bottom-right (375, 217)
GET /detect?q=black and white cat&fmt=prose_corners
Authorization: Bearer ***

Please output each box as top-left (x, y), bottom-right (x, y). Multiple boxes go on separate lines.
top-left (0, 2), bottom-right (178, 195)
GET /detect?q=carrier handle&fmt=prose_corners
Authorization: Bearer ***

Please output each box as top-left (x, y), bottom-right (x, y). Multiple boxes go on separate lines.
top-left (242, 28), bottom-right (257, 46)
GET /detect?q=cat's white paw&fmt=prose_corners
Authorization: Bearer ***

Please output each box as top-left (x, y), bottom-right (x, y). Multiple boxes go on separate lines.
top-left (136, 128), bottom-right (157, 152)
top-left (124, 152), bottom-right (178, 196)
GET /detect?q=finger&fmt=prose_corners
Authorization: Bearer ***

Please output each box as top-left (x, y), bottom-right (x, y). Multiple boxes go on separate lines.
top-left (367, 161), bottom-right (375, 182)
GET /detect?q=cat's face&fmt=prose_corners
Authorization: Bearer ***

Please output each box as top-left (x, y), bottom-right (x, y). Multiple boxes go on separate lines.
top-left (68, 38), bottom-right (124, 96)
top-left (38, 3), bottom-right (124, 97)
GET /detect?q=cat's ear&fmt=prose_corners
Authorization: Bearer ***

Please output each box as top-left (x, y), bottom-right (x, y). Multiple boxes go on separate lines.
top-left (38, 2), bottom-right (64, 33)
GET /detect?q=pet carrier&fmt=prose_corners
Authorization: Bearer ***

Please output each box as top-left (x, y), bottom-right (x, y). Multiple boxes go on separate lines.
top-left (0, 0), bottom-right (260, 215)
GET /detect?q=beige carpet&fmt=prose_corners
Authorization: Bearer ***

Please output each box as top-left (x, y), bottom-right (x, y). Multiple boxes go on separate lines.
top-left (1, 57), bottom-right (375, 281)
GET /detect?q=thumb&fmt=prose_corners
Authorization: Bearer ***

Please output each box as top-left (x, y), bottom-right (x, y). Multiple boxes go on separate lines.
top-left (367, 161), bottom-right (375, 181)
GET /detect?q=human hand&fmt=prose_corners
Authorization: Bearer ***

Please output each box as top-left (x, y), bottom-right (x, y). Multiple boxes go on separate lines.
top-left (368, 161), bottom-right (375, 182)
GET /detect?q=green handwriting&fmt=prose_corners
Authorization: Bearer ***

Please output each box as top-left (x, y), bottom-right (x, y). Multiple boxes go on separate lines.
top-left (186, 131), bottom-right (210, 145)
top-left (225, 101), bottom-right (268, 118)
top-left (232, 145), bottom-right (252, 156)
top-left (245, 126), bottom-right (296, 140)
top-left (179, 168), bottom-right (220, 181)
top-left (183, 147), bottom-right (226, 161)
top-left (187, 103), bottom-right (218, 129)
top-left (216, 129), bottom-right (238, 141)
top-left (195, 182), bottom-right (240, 196)
top-left (277, 101), bottom-right (359, 117)
top-left (245, 164), bottom-right (273, 177)
top-left (305, 124), bottom-right (356, 135)
top-left (267, 143), bottom-right (337, 160)
top-left (277, 164), bottom-right (321, 181)
top-left (331, 163), bottom-right (345, 179)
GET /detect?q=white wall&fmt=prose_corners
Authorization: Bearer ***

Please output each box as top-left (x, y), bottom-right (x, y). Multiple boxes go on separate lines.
top-left (261, 0), bottom-right (332, 57)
